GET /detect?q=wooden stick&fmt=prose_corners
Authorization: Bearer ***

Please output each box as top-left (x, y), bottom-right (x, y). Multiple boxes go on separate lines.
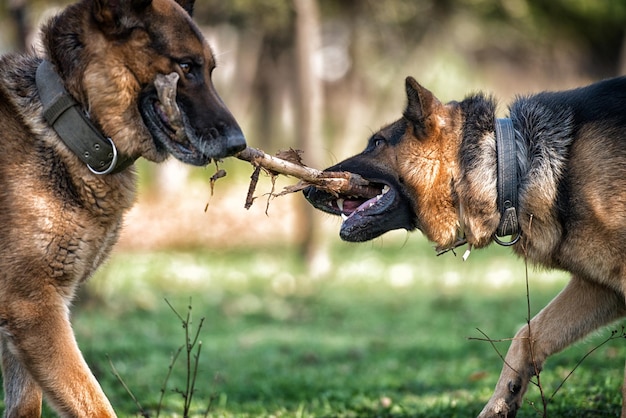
top-left (152, 72), bottom-right (379, 198)
top-left (236, 147), bottom-right (381, 198)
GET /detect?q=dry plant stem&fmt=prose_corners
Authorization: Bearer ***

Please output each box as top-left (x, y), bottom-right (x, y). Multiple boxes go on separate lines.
top-left (107, 356), bottom-right (149, 417)
top-left (471, 329), bottom-right (519, 375)
top-left (549, 328), bottom-right (626, 402)
top-left (165, 299), bottom-right (205, 417)
top-left (245, 166), bottom-right (261, 210)
top-left (236, 147), bottom-right (381, 198)
top-left (157, 345), bottom-right (183, 418)
top-left (520, 215), bottom-right (548, 416)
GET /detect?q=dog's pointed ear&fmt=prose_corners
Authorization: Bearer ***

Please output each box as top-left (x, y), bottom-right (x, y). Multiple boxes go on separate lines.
top-left (93, 0), bottom-right (152, 35)
top-left (175, 0), bottom-right (195, 16)
top-left (403, 77), bottom-right (439, 128)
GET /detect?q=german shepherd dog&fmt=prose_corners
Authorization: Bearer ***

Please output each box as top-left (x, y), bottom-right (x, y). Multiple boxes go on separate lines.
top-left (0, 0), bottom-right (245, 416)
top-left (305, 76), bottom-right (626, 417)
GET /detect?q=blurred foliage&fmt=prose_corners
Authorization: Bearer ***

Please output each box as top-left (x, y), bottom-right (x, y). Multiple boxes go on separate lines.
top-left (189, 0), bottom-right (626, 76)
top-left (2, 0), bottom-right (624, 146)
top-left (2, 0), bottom-right (625, 74)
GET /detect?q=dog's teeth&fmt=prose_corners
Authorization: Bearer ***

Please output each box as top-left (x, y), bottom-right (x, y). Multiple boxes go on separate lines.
top-left (382, 185), bottom-right (390, 194)
top-left (337, 198), bottom-right (344, 212)
top-left (341, 213), bottom-right (348, 221)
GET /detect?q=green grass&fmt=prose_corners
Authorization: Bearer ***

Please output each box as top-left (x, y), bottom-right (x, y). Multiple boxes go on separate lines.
top-left (3, 234), bottom-right (626, 417)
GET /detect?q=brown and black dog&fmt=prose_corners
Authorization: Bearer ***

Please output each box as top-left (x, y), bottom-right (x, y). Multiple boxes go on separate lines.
top-left (306, 76), bottom-right (626, 417)
top-left (0, 0), bottom-right (245, 416)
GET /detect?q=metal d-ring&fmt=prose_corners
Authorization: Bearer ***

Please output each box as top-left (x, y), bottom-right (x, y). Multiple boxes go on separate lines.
top-left (88, 137), bottom-right (118, 175)
top-left (493, 231), bottom-right (521, 247)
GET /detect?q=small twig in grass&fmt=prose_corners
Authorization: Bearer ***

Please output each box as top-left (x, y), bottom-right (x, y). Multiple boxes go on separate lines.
top-left (107, 355), bottom-right (149, 418)
top-left (469, 330), bottom-right (520, 377)
top-left (549, 326), bottom-right (626, 403)
top-left (519, 215), bottom-right (549, 416)
top-left (108, 297), bottom-right (214, 418)
top-left (203, 373), bottom-right (222, 418)
top-left (156, 345), bottom-right (183, 417)
top-left (164, 298), bottom-right (206, 418)
top-left (204, 395), bottom-right (218, 418)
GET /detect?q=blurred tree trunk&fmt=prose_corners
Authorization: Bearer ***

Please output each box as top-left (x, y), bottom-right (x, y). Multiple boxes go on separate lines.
top-left (9, 0), bottom-right (29, 51)
top-left (293, 0), bottom-right (329, 274)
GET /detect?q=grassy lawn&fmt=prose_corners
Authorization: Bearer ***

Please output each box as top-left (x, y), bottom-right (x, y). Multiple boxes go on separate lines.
top-left (3, 234), bottom-right (625, 417)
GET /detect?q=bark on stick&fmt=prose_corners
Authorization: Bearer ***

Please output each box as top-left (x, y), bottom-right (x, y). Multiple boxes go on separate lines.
top-left (236, 147), bottom-right (380, 198)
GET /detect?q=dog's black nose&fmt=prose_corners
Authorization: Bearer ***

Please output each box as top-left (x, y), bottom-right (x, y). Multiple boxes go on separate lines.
top-left (225, 128), bottom-right (246, 155)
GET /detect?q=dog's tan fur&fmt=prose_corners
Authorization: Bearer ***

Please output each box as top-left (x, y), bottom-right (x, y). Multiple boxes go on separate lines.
top-left (0, 0), bottom-right (245, 416)
top-left (306, 76), bottom-right (626, 417)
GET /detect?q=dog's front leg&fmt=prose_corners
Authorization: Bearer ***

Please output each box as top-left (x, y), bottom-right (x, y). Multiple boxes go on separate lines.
top-left (478, 277), bottom-right (626, 418)
top-left (1, 337), bottom-right (43, 417)
top-left (1, 295), bottom-right (116, 418)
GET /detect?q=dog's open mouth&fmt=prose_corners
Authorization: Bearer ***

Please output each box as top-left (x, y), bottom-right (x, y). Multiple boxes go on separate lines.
top-left (305, 179), bottom-right (414, 242)
top-left (333, 183), bottom-right (391, 219)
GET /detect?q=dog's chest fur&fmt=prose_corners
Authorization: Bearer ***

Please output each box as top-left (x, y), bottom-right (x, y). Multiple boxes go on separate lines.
top-left (0, 56), bottom-right (136, 299)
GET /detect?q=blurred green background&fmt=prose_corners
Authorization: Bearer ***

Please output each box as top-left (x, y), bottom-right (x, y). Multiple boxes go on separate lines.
top-left (1, 0), bottom-right (626, 416)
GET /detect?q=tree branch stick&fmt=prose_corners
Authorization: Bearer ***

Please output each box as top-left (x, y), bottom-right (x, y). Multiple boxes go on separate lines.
top-left (236, 147), bottom-right (380, 198)
top-left (152, 72), bottom-right (378, 198)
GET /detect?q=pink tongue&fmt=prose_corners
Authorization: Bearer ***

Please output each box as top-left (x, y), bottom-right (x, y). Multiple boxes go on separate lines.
top-left (346, 196), bottom-right (378, 220)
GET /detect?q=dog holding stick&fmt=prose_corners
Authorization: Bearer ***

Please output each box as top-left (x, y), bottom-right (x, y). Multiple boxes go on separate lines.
top-left (306, 76), bottom-right (626, 417)
top-left (0, 0), bottom-right (245, 415)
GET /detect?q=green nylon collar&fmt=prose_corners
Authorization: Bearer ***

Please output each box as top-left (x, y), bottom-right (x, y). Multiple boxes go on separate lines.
top-left (36, 60), bottom-right (135, 175)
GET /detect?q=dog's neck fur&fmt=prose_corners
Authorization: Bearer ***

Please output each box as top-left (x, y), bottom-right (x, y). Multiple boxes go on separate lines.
top-left (41, 2), bottom-right (164, 164)
top-left (452, 93), bottom-right (574, 253)
top-left (451, 94), bottom-right (501, 249)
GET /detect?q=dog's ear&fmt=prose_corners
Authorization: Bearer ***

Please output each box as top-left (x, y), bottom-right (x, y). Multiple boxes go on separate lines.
top-left (403, 77), bottom-right (439, 129)
top-left (92, 0), bottom-right (152, 35)
top-left (175, 0), bottom-right (195, 16)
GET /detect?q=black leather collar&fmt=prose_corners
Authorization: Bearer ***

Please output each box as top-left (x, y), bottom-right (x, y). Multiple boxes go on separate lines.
top-left (494, 118), bottom-right (521, 245)
top-left (36, 60), bottom-right (135, 175)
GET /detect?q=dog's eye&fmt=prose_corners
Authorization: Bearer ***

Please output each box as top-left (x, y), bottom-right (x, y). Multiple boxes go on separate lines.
top-left (179, 61), bottom-right (192, 75)
top-left (374, 137), bottom-right (386, 148)
top-left (365, 136), bottom-right (386, 153)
